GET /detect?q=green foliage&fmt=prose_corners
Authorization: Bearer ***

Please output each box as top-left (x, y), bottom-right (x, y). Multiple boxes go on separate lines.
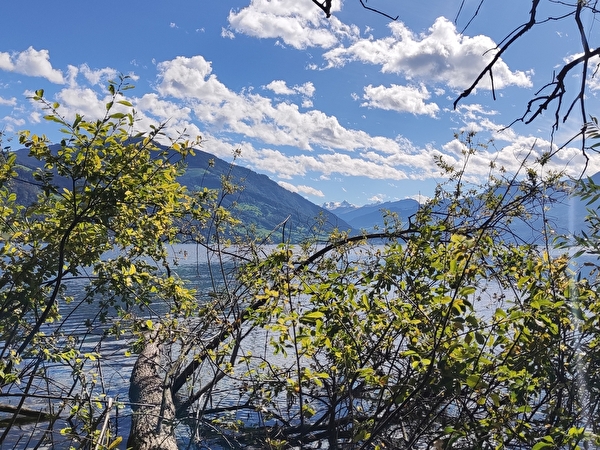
top-left (3, 84), bottom-right (600, 450)
top-left (0, 77), bottom-right (217, 448)
top-left (186, 133), bottom-right (600, 449)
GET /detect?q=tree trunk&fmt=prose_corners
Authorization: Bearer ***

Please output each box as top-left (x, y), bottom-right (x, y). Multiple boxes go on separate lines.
top-left (127, 337), bottom-right (177, 450)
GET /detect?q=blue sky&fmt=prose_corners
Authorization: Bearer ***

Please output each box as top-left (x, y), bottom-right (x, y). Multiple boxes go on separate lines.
top-left (1, 0), bottom-right (599, 207)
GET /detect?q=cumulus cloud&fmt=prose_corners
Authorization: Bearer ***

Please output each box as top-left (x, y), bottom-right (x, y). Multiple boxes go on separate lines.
top-left (264, 80), bottom-right (315, 97)
top-left (264, 80), bottom-right (295, 95)
top-left (368, 194), bottom-right (385, 203)
top-left (221, 27), bottom-right (235, 39)
top-left (227, 0), bottom-right (359, 49)
top-left (0, 96), bottom-right (16, 106)
top-left (55, 87), bottom-right (109, 119)
top-left (245, 146), bottom-right (412, 181)
top-left (0, 115), bottom-right (25, 131)
top-left (155, 55), bottom-right (400, 153)
top-left (136, 93), bottom-right (192, 121)
top-left (454, 103), bottom-right (499, 120)
top-left (295, 81), bottom-right (315, 97)
top-left (323, 17), bottom-right (532, 90)
top-left (79, 64), bottom-right (119, 86)
top-left (361, 84), bottom-right (439, 116)
top-left (564, 53), bottom-right (600, 91)
top-left (278, 181), bottom-right (324, 197)
top-left (0, 47), bottom-right (64, 84)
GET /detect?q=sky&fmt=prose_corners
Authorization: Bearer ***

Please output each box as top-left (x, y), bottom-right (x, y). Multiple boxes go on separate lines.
top-left (0, 0), bottom-right (599, 207)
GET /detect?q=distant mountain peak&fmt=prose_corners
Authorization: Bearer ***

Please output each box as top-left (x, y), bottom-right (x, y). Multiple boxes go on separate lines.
top-left (322, 200), bottom-right (356, 211)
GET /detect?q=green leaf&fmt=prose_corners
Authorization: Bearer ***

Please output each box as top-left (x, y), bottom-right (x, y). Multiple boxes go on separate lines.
top-left (466, 374), bottom-right (481, 389)
top-left (300, 311), bottom-right (324, 323)
top-left (532, 436), bottom-right (554, 450)
top-left (459, 286), bottom-right (476, 296)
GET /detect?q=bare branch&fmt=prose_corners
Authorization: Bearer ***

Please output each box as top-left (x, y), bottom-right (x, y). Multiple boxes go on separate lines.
top-left (313, 0), bottom-right (398, 21)
top-left (454, 0), bottom-right (541, 109)
top-left (311, 0), bottom-right (332, 18)
top-left (514, 47), bottom-right (600, 129)
top-left (358, 0), bottom-right (399, 21)
top-left (456, 0), bottom-right (487, 34)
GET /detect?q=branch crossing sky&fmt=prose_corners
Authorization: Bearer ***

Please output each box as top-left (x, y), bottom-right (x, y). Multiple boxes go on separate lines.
top-left (1, 0), bottom-right (599, 206)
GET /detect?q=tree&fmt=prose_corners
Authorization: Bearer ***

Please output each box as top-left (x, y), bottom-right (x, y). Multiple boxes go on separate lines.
top-left (0, 77), bottom-right (215, 449)
top-left (2, 79), bottom-right (600, 450)
top-left (175, 134), bottom-right (600, 449)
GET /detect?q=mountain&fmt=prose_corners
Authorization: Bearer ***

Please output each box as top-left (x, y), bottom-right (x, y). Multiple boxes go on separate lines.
top-left (322, 200), bottom-right (356, 212)
top-left (7, 142), bottom-right (598, 244)
top-left (325, 180), bottom-right (595, 244)
top-left (9, 146), bottom-right (354, 243)
top-left (176, 149), bottom-right (354, 241)
top-left (324, 199), bottom-right (420, 231)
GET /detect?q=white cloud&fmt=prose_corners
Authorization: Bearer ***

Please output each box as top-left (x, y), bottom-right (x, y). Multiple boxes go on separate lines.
top-left (565, 53), bottom-right (600, 91)
top-left (227, 0), bottom-right (358, 49)
top-left (455, 103), bottom-right (499, 121)
top-left (323, 17), bottom-right (532, 90)
top-left (361, 84), bottom-right (440, 116)
top-left (265, 80), bottom-right (295, 95)
top-left (0, 96), bottom-right (16, 106)
top-left (55, 87), bottom-right (107, 119)
top-left (0, 115), bottom-right (25, 132)
top-left (79, 64), bottom-right (119, 86)
top-left (155, 55), bottom-right (401, 153)
top-left (221, 27), bottom-right (235, 39)
top-left (264, 80), bottom-right (315, 97)
top-left (0, 47), bottom-right (64, 84)
top-left (29, 111), bottom-right (41, 123)
top-left (246, 146), bottom-right (412, 181)
top-left (27, 76), bottom-right (599, 192)
top-left (278, 181), bottom-right (324, 197)
top-left (136, 93), bottom-right (192, 121)
top-left (295, 81), bottom-right (315, 97)
top-left (368, 194), bottom-right (385, 203)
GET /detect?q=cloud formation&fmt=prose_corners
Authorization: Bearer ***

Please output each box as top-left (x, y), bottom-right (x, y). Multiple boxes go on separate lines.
top-left (227, 0), bottom-right (358, 49)
top-left (0, 47), bottom-right (64, 84)
top-left (155, 55), bottom-right (400, 153)
top-left (264, 80), bottom-right (315, 97)
top-left (1, 17), bottom-right (597, 204)
top-left (0, 96), bottom-right (16, 106)
top-left (278, 181), bottom-right (324, 197)
top-left (361, 84), bottom-right (439, 116)
top-left (324, 17), bottom-right (532, 90)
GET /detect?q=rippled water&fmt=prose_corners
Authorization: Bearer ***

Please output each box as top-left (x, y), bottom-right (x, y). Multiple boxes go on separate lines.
top-left (0, 243), bottom-right (228, 449)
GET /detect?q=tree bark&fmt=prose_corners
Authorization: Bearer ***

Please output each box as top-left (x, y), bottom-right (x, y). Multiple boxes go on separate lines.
top-left (127, 337), bottom-right (178, 450)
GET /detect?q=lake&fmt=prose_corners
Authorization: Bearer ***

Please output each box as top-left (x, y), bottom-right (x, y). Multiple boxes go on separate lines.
top-left (1, 242), bottom-right (595, 449)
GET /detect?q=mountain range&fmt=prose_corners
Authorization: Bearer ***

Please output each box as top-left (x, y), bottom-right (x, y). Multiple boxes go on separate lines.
top-left (326, 188), bottom-right (592, 240)
top-left (6, 144), bottom-right (597, 244)
top-left (323, 199), bottom-right (420, 231)
top-left (9, 145), bottom-right (354, 243)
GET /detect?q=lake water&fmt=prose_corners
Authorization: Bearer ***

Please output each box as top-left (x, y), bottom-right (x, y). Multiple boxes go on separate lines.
top-left (1, 242), bottom-right (596, 449)
top-left (0, 243), bottom-right (227, 449)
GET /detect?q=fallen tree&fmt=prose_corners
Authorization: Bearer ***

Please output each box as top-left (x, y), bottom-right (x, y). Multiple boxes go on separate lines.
top-left (127, 332), bottom-right (177, 450)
